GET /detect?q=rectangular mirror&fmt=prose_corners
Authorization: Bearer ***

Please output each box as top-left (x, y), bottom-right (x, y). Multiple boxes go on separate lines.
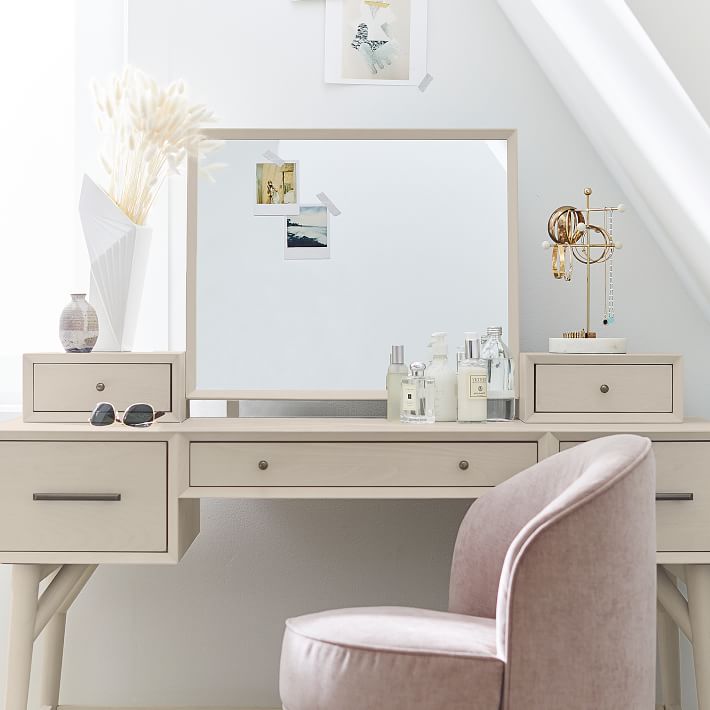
top-left (187, 129), bottom-right (518, 400)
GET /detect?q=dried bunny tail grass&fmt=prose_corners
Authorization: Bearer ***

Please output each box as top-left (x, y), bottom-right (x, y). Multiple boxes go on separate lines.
top-left (93, 65), bottom-right (220, 224)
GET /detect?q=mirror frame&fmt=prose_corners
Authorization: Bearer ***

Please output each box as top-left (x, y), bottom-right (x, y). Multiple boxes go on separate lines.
top-left (186, 128), bottom-right (519, 401)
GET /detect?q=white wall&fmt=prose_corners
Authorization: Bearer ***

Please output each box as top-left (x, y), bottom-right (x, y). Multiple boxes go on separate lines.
top-left (2, 1), bottom-right (708, 707)
top-left (627, 0), bottom-right (710, 128)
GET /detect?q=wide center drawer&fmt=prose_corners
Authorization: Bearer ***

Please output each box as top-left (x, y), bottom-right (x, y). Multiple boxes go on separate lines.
top-left (560, 440), bottom-right (710, 552)
top-left (189, 442), bottom-right (538, 487)
top-left (33, 362), bottom-right (172, 414)
top-left (0, 441), bottom-right (167, 552)
top-left (536, 364), bottom-right (673, 414)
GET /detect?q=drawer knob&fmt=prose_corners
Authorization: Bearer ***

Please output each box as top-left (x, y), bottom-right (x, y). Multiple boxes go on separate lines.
top-left (599, 384), bottom-right (610, 394)
top-left (96, 382), bottom-right (106, 392)
top-left (258, 460), bottom-right (269, 471)
top-left (459, 460), bottom-right (470, 471)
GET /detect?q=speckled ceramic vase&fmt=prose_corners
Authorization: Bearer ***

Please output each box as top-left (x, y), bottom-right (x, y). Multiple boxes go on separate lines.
top-left (59, 293), bottom-right (99, 353)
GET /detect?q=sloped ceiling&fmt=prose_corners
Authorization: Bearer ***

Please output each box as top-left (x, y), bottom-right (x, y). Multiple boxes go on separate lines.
top-left (496, 0), bottom-right (710, 320)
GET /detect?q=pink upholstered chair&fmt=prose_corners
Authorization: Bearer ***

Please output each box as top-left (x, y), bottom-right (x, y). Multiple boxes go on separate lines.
top-left (279, 434), bottom-right (656, 710)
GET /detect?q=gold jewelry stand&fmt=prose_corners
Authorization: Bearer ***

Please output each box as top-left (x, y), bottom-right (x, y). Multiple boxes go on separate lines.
top-left (542, 187), bottom-right (626, 353)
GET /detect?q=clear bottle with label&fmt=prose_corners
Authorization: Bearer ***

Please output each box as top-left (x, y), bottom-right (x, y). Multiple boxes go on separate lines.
top-left (480, 326), bottom-right (516, 421)
top-left (386, 345), bottom-right (408, 422)
top-left (427, 332), bottom-right (457, 422)
top-left (400, 362), bottom-right (435, 423)
top-left (457, 333), bottom-right (487, 422)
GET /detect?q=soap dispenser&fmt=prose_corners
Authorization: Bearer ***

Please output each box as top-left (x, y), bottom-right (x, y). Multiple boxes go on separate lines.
top-left (427, 332), bottom-right (457, 422)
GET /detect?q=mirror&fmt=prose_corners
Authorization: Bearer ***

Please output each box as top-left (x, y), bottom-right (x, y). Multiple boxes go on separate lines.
top-left (187, 129), bottom-right (518, 399)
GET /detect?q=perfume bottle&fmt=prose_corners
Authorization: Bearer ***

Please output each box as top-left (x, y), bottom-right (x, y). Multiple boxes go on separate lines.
top-left (400, 362), bottom-right (435, 423)
top-left (457, 333), bottom-right (487, 422)
top-left (480, 326), bottom-right (516, 421)
top-left (386, 345), bottom-right (408, 422)
top-left (427, 332), bottom-right (457, 422)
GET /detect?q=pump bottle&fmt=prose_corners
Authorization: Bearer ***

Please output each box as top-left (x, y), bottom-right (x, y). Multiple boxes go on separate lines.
top-left (427, 332), bottom-right (457, 422)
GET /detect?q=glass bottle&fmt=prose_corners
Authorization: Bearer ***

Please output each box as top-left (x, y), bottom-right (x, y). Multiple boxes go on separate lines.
top-left (386, 345), bottom-right (408, 422)
top-left (400, 362), bottom-right (435, 423)
top-left (480, 326), bottom-right (515, 421)
top-left (457, 333), bottom-right (487, 422)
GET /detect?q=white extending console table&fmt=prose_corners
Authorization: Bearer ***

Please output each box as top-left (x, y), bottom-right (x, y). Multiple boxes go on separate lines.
top-left (0, 416), bottom-right (708, 710)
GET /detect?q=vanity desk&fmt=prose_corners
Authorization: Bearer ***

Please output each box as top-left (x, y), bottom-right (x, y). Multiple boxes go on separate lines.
top-left (2, 130), bottom-right (704, 710)
top-left (1, 414), bottom-right (709, 710)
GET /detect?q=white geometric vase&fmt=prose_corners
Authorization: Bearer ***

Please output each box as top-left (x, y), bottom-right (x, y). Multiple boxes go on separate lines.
top-left (79, 175), bottom-right (152, 352)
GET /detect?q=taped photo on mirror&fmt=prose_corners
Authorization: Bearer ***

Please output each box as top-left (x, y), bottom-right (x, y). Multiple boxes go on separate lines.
top-left (325, 0), bottom-right (428, 85)
top-left (255, 161), bottom-right (300, 215)
top-left (285, 205), bottom-right (331, 260)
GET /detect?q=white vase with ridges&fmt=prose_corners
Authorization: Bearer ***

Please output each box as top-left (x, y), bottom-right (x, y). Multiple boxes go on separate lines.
top-left (79, 175), bottom-right (152, 352)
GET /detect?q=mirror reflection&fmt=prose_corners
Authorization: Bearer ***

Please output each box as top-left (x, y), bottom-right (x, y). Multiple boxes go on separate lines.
top-left (195, 137), bottom-right (509, 393)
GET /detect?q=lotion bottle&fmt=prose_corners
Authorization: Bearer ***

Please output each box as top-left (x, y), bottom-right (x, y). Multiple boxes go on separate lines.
top-left (457, 333), bottom-right (487, 422)
top-left (427, 332), bottom-right (457, 422)
top-left (386, 345), bottom-right (408, 421)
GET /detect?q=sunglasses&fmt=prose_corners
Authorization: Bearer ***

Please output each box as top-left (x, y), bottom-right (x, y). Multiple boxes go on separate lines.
top-left (89, 402), bottom-right (166, 428)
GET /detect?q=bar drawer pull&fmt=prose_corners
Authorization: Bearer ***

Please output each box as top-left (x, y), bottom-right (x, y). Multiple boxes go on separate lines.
top-left (33, 493), bottom-right (122, 502)
top-left (656, 492), bottom-right (694, 502)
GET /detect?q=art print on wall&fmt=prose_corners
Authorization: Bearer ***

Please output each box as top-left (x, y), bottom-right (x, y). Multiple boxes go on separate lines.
top-left (285, 205), bottom-right (331, 260)
top-left (255, 161), bottom-right (299, 215)
top-left (325, 0), bottom-right (428, 85)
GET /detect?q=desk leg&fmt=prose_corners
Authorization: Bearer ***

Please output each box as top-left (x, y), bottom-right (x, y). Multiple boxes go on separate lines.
top-left (657, 603), bottom-right (682, 710)
top-left (4, 565), bottom-right (41, 710)
top-left (687, 564), bottom-right (710, 710)
top-left (39, 613), bottom-right (67, 710)
top-left (39, 564), bottom-right (96, 710)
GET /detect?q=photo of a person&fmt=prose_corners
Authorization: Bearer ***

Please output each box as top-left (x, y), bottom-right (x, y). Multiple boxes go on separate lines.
top-left (255, 161), bottom-right (299, 215)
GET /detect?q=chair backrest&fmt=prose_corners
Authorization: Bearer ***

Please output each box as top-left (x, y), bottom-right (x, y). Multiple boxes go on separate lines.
top-left (449, 434), bottom-right (656, 710)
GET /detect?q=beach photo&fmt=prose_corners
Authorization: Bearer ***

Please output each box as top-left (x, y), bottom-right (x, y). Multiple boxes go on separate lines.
top-left (255, 161), bottom-right (299, 215)
top-left (285, 205), bottom-right (331, 260)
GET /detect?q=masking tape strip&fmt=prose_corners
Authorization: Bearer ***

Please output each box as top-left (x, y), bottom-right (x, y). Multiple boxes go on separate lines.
top-left (263, 150), bottom-right (285, 166)
top-left (418, 73), bottom-right (434, 92)
top-left (317, 192), bottom-right (342, 216)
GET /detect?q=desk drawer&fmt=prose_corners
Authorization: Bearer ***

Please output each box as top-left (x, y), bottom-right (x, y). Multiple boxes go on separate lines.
top-left (654, 442), bottom-right (710, 552)
top-left (0, 441), bottom-right (167, 552)
top-left (33, 362), bottom-right (172, 414)
top-left (560, 440), bottom-right (710, 552)
top-left (536, 364), bottom-right (673, 414)
top-left (190, 442), bottom-right (538, 487)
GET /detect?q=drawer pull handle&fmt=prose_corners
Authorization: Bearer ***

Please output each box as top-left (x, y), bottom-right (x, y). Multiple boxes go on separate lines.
top-left (96, 382), bottom-right (106, 392)
top-left (258, 460), bottom-right (269, 471)
top-left (599, 384), bottom-right (610, 394)
top-left (459, 460), bottom-right (470, 471)
top-left (656, 492), bottom-right (694, 502)
top-left (33, 493), bottom-right (121, 502)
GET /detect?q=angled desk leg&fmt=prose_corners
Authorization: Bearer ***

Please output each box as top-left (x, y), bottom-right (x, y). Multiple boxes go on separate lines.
top-left (39, 565), bottom-right (97, 710)
top-left (3, 564), bottom-right (96, 710)
top-left (657, 603), bottom-right (682, 710)
top-left (4, 565), bottom-right (42, 710)
top-left (688, 565), bottom-right (710, 710)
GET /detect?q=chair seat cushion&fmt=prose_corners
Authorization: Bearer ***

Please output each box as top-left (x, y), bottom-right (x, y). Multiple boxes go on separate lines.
top-left (280, 607), bottom-right (504, 710)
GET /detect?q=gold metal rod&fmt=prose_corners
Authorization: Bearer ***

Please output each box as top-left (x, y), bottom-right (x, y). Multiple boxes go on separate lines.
top-left (585, 188), bottom-right (591, 336)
